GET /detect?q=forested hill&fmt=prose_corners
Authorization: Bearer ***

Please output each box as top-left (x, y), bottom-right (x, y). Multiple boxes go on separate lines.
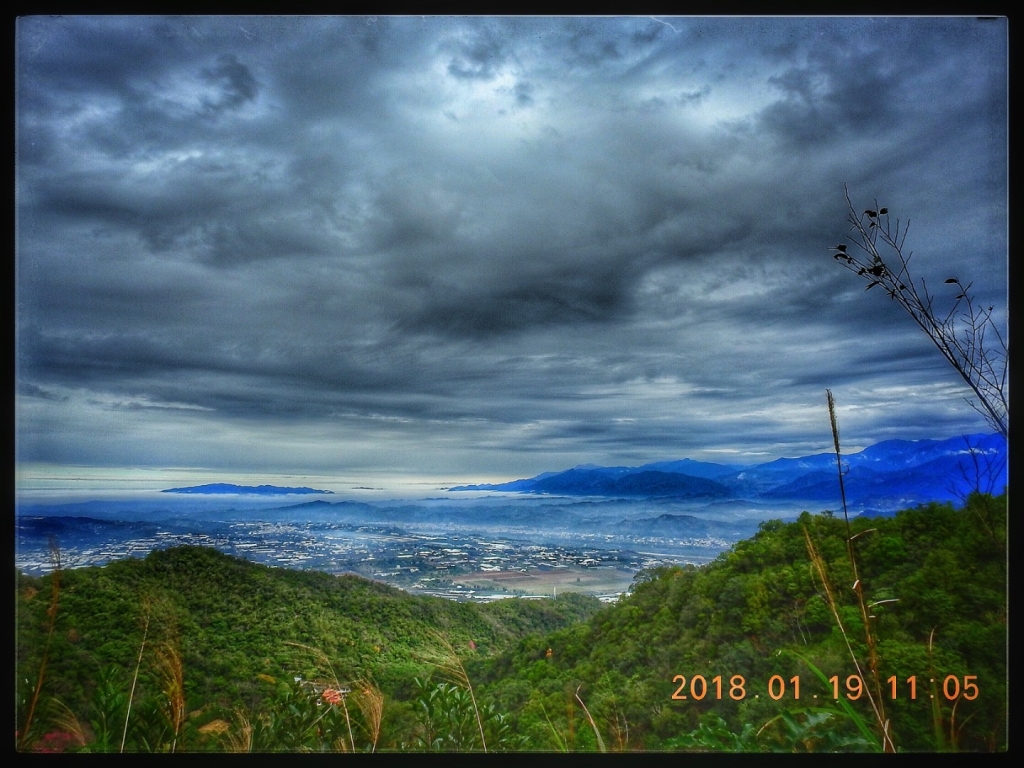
top-left (16, 545), bottom-right (601, 751)
top-left (16, 494), bottom-right (1006, 752)
top-left (473, 493), bottom-right (1006, 752)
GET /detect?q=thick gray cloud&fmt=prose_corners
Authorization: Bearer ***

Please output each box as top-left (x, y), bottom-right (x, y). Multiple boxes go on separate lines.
top-left (15, 16), bottom-right (1007, 486)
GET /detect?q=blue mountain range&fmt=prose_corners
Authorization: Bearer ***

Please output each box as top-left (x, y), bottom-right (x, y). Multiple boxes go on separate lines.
top-left (161, 484), bottom-right (333, 496)
top-left (451, 433), bottom-right (1006, 512)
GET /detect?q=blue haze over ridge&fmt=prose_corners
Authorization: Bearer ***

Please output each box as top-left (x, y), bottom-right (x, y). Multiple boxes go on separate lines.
top-left (16, 433), bottom-right (1006, 583)
top-left (451, 433), bottom-right (1007, 513)
top-left (161, 483), bottom-right (334, 495)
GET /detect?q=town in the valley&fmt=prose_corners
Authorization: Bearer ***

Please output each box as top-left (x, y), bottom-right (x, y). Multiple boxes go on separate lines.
top-left (15, 516), bottom-right (729, 604)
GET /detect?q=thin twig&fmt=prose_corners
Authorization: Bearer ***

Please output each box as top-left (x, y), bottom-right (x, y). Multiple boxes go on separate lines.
top-left (831, 186), bottom-right (1007, 439)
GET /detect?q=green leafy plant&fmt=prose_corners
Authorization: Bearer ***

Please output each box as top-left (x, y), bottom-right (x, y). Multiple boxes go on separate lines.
top-left (783, 651), bottom-right (881, 751)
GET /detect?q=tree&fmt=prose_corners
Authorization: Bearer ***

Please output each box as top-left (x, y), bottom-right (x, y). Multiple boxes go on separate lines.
top-left (830, 185), bottom-right (1008, 439)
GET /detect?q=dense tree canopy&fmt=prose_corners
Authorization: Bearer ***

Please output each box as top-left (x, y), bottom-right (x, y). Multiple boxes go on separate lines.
top-left (16, 493), bottom-right (1005, 752)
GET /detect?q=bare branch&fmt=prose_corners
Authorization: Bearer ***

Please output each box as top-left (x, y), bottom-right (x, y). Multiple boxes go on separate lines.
top-left (831, 186), bottom-right (1007, 438)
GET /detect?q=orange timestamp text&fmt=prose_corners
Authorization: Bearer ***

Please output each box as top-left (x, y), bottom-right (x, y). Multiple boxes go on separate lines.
top-left (671, 674), bottom-right (980, 702)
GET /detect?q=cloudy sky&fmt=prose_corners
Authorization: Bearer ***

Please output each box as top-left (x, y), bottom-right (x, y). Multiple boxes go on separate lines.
top-left (15, 16), bottom-right (1008, 492)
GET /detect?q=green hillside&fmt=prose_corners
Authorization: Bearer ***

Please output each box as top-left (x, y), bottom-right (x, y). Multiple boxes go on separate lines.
top-left (16, 544), bottom-right (601, 751)
top-left (16, 492), bottom-right (1005, 752)
top-left (474, 493), bottom-right (1006, 752)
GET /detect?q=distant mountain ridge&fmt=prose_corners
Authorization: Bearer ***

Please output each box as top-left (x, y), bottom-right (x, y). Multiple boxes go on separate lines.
top-left (161, 483), bottom-right (333, 495)
top-left (451, 433), bottom-right (1006, 511)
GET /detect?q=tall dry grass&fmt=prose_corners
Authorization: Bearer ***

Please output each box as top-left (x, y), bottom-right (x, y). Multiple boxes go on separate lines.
top-left (18, 538), bottom-right (63, 751)
top-left (353, 681), bottom-right (385, 752)
top-left (799, 391), bottom-right (895, 752)
top-left (418, 629), bottom-right (488, 752)
top-left (155, 641), bottom-right (186, 752)
top-left (284, 640), bottom-right (386, 751)
top-left (827, 391), bottom-right (888, 727)
top-left (224, 709), bottom-right (255, 753)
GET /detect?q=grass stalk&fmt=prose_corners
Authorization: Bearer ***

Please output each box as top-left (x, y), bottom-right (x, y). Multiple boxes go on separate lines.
top-left (225, 709), bottom-right (254, 753)
top-left (338, 691), bottom-right (356, 752)
top-left (353, 681), bottom-right (385, 752)
top-left (803, 527), bottom-right (894, 752)
top-left (825, 390), bottom-right (892, 750)
top-left (47, 698), bottom-right (88, 751)
top-left (926, 628), bottom-right (946, 750)
top-left (156, 641), bottom-right (186, 753)
top-left (574, 685), bottom-right (606, 753)
top-left (419, 630), bottom-right (488, 752)
top-left (540, 705), bottom-right (568, 752)
top-left (121, 608), bottom-right (151, 752)
top-left (18, 538), bottom-right (62, 751)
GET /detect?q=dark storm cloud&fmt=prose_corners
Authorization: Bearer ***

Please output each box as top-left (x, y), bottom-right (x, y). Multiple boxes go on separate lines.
top-left (446, 35), bottom-right (510, 80)
top-left (200, 54), bottom-right (258, 112)
top-left (758, 54), bottom-right (899, 146)
top-left (19, 323), bottom-right (428, 421)
top-left (15, 16), bottom-right (1007, 477)
top-left (398, 263), bottom-right (633, 338)
top-left (16, 382), bottom-right (67, 402)
top-left (513, 81), bottom-right (534, 106)
top-left (20, 17), bottom-right (180, 95)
